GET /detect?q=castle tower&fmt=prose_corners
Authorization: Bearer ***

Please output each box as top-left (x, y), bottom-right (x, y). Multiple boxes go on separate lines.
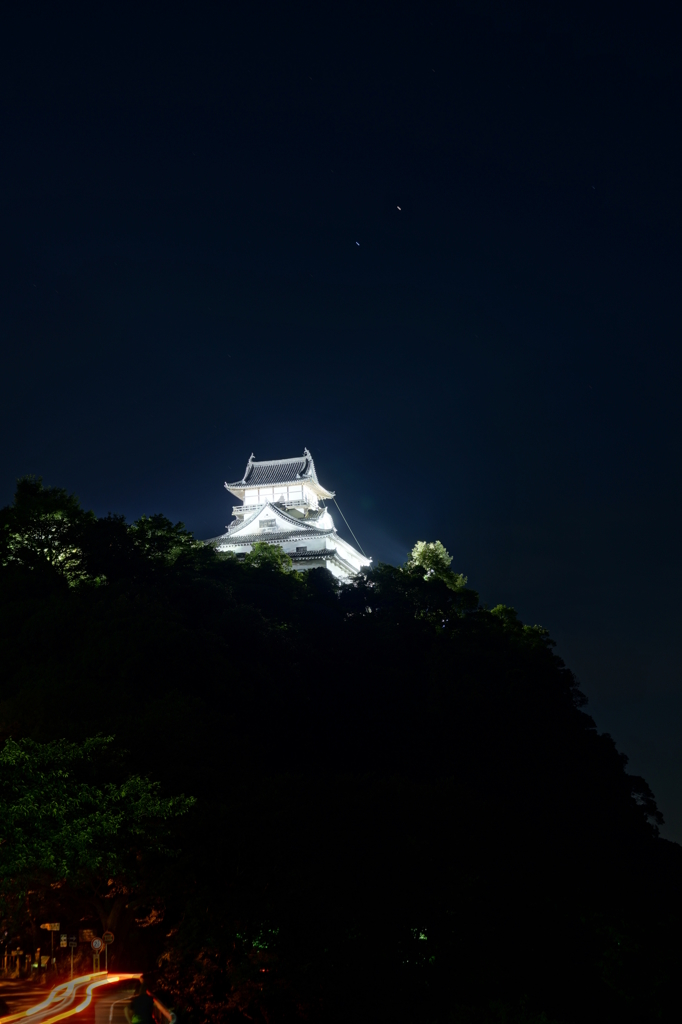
top-left (207, 449), bottom-right (371, 580)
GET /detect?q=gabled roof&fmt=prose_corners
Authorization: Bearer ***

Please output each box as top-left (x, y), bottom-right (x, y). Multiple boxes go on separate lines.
top-left (221, 502), bottom-right (333, 539)
top-left (225, 449), bottom-right (335, 500)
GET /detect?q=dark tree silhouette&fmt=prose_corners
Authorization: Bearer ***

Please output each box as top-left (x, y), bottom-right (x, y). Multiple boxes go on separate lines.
top-left (0, 478), bottom-right (680, 1023)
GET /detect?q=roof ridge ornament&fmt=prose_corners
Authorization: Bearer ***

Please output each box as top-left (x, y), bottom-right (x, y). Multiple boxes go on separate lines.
top-left (214, 447), bottom-right (370, 577)
top-left (224, 448), bottom-right (334, 497)
top-left (242, 452), bottom-right (256, 484)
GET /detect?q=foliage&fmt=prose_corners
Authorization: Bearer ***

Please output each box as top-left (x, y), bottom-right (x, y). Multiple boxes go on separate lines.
top-left (0, 735), bottom-right (194, 883)
top-left (0, 476), bottom-right (680, 1021)
top-left (409, 539), bottom-right (468, 589)
top-left (244, 540), bottom-right (293, 571)
top-left (0, 734), bottom-right (194, 952)
top-left (0, 476), bottom-right (95, 583)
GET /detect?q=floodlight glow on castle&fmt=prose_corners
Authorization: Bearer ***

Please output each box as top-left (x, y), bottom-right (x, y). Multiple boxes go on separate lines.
top-left (207, 449), bottom-right (371, 579)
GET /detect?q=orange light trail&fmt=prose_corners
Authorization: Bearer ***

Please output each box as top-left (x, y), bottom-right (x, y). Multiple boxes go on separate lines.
top-left (0, 974), bottom-right (142, 1024)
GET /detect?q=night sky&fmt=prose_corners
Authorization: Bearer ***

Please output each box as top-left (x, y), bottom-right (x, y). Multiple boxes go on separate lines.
top-left (2, 5), bottom-right (682, 837)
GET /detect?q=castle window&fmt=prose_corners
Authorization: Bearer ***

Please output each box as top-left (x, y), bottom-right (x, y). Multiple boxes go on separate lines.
top-left (296, 546), bottom-right (307, 553)
top-left (259, 519), bottom-right (276, 529)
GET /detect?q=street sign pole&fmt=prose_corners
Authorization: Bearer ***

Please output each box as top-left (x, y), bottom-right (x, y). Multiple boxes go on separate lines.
top-left (70, 944), bottom-right (73, 980)
top-left (102, 931), bottom-right (114, 974)
top-left (91, 937), bottom-right (103, 974)
top-left (40, 924), bottom-right (59, 973)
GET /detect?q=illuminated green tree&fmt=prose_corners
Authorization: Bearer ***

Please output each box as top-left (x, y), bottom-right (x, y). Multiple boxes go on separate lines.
top-left (126, 513), bottom-right (205, 565)
top-left (244, 540), bottom-right (293, 571)
top-left (0, 476), bottom-right (95, 584)
top-left (0, 735), bottom-right (195, 943)
top-left (408, 539), bottom-right (468, 589)
top-left (0, 478), bottom-right (213, 587)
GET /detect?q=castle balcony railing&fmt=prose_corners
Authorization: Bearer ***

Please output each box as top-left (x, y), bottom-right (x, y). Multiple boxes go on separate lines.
top-left (231, 500), bottom-right (317, 518)
top-left (227, 517), bottom-right (303, 534)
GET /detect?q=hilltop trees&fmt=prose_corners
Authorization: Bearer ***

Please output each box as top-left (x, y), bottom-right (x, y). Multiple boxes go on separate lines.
top-left (0, 476), bottom-right (96, 583)
top-left (0, 735), bottom-right (194, 957)
top-left (0, 477), bottom-right (680, 1021)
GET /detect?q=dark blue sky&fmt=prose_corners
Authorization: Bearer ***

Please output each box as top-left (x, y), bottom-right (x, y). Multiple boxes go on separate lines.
top-left (2, 3), bottom-right (682, 836)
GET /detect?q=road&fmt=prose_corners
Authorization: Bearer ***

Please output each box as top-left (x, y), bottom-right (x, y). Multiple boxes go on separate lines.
top-left (0, 973), bottom-right (142, 1024)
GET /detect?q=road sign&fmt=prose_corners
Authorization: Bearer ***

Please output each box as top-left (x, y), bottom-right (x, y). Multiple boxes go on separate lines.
top-left (60, 934), bottom-right (67, 948)
top-left (68, 937), bottom-right (77, 948)
top-left (91, 937), bottom-right (103, 951)
top-left (102, 931), bottom-right (114, 945)
top-left (40, 923), bottom-right (60, 931)
top-left (79, 929), bottom-right (95, 943)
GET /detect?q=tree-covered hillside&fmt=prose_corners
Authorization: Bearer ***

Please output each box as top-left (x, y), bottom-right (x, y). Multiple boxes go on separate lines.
top-left (1, 477), bottom-right (680, 1024)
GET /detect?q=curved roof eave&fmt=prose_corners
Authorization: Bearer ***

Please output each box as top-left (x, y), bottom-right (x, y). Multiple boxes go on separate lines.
top-left (225, 451), bottom-right (335, 499)
top-left (219, 502), bottom-right (333, 539)
top-left (226, 480), bottom-right (335, 500)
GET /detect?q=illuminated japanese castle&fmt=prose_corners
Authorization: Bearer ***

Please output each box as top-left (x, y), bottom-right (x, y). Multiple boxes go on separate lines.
top-left (208, 449), bottom-right (371, 580)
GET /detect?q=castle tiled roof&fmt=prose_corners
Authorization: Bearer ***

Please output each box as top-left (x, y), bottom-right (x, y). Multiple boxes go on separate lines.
top-left (225, 449), bottom-right (335, 499)
top-left (202, 502), bottom-right (335, 547)
top-left (214, 527), bottom-right (334, 545)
